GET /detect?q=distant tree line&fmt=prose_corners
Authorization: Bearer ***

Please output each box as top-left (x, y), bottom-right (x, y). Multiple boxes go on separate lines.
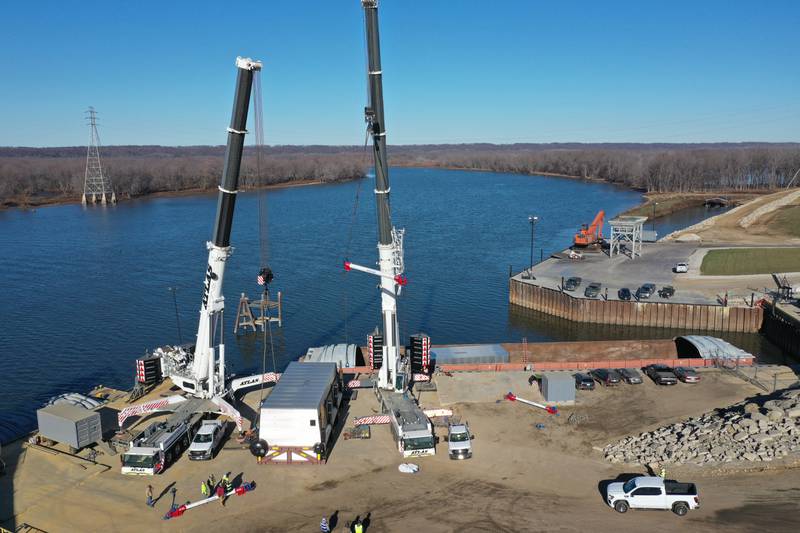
top-left (389, 143), bottom-right (800, 192)
top-left (0, 145), bottom-right (368, 204)
top-left (1, 143), bottom-right (799, 205)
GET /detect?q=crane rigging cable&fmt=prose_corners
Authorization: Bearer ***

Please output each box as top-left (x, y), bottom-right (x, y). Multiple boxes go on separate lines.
top-left (251, 70), bottom-right (277, 407)
top-left (341, 11), bottom-right (378, 346)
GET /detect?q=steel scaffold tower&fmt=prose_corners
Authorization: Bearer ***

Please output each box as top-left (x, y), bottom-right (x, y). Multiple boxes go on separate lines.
top-left (82, 107), bottom-right (116, 205)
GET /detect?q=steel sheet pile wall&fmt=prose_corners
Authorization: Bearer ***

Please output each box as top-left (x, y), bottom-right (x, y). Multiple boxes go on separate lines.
top-left (761, 304), bottom-right (800, 359)
top-left (509, 279), bottom-right (762, 333)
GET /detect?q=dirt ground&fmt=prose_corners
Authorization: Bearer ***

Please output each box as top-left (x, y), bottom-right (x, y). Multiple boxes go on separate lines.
top-left (667, 189), bottom-right (800, 245)
top-left (3, 369), bottom-right (800, 533)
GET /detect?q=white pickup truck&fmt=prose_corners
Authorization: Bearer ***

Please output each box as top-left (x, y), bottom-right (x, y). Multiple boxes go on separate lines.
top-left (606, 476), bottom-right (699, 516)
top-left (187, 420), bottom-right (227, 461)
top-left (446, 422), bottom-right (474, 460)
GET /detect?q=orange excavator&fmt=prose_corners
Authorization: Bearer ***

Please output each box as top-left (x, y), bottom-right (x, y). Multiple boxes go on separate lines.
top-left (573, 210), bottom-right (605, 247)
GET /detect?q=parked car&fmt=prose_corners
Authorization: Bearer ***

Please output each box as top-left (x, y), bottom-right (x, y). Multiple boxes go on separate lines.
top-left (644, 364), bottom-right (678, 385)
top-left (673, 367), bottom-right (701, 383)
top-left (446, 422), bottom-right (474, 460)
top-left (616, 368), bottom-right (643, 384)
top-left (188, 420), bottom-right (228, 460)
top-left (658, 285), bottom-right (675, 299)
top-left (574, 373), bottom-right (595, 390)
top-left (584, 282), bottom-right (602, 298)
top-left (636, 283), bottom-right (656, 299)
top-left (618, 287), bottom-right (632, 301)
top-left (673, 262), bottom-right (689, 273)
top-left (606, 476), bottom-right (700, 516)
top-left (564, 277), bottom-right (582, 291)
top-left (590, 368), bottom-right (622, 386)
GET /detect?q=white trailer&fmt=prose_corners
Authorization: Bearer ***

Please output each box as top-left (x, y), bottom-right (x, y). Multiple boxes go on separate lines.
top-left (258, 362), bottom-right (343, 464)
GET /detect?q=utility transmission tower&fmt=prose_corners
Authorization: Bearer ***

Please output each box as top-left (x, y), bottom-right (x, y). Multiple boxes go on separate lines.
top-left (82, 107), bottom-right (116, 205)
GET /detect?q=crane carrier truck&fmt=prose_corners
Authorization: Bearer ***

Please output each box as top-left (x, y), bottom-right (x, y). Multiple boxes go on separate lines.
top-left (121, 399), bottom-right (204, 475)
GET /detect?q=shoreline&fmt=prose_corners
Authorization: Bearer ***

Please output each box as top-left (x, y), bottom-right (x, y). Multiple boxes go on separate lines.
top-left (0, 178), bottom-right (338, 211)
top-left (1, 165), bottom-right (779, 219)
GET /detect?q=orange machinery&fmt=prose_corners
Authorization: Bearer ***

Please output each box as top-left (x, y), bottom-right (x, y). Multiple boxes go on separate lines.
top-left (573, 210), bottom-right (605, 247)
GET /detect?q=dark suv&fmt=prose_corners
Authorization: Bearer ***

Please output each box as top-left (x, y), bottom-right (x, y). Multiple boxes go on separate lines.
top-left (590, 368), bottom-right (622, 386)
top-left (564, 277), bottom-right (582, 291)
top-left (574, 373), bottom-right (595, 390)
top-left (618, 287), bottom-right (632, 301)
top-left (644, 364), bottom-right (678, 385)
top-left (616, 368), bottom-right (643, 384)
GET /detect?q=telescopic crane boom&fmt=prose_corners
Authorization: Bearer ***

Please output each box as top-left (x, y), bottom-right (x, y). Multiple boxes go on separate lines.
top-left (344, 0), bottom-right (406, 392)
top-left (172, 56), bottom-right (262, 398)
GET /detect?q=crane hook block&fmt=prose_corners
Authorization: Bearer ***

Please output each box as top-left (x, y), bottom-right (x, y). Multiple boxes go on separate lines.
top-left (257, 267), bottom-right (273, 286)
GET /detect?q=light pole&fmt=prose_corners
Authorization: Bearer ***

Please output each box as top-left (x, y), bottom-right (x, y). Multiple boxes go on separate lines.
top-left (528, 215), bottom-right (539, 277)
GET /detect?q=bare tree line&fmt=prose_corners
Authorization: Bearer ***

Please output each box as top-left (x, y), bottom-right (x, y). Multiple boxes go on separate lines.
top-left (389, 143), bottom-right (800, 192)
top-left (1, 143), bottom-right (799, 205)
top-left (0, 146), bottom-right (368, 203)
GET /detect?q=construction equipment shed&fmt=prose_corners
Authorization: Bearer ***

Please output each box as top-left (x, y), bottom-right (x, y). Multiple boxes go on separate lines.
top-left (541, 373), bottom-right (575, 403)
top-left (37, 404), bottom-right (102, 449)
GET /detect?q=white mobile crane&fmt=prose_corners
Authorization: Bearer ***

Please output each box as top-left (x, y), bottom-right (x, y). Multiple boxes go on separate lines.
top-left (344, 1), bottom-right (437, 456)
top-left (344, 0), bottom-right (407, 392)
top-left (118, 56), bottom-right (274, 437)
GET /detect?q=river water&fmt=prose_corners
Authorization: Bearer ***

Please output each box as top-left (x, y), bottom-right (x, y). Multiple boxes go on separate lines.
top-left (0, 168), bottom-right (786, 443)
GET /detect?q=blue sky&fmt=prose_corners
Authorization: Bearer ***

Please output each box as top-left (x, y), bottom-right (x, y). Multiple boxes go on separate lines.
top-left (1, 0), bottom-right (798, 146)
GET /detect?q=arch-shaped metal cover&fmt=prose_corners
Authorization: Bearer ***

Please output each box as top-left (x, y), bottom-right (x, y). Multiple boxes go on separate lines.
top-left (675, 335), bottom-right (753, 360)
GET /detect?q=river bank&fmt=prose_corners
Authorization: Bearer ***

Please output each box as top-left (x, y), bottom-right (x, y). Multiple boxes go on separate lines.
top-left (621, 190), bottom-right (773, 221)
top-left (0, 177), bottom-right (341, 210)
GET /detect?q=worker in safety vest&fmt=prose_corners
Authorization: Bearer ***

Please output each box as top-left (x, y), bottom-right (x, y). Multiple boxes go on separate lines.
top-left (223, 473), bottom-right (232, 493)
top-left (659, 465), bottom-right (666, 479)
top-left (201, 480), bottom-right (209, 497)
top-left (354, 518), bottom-right (364, 533)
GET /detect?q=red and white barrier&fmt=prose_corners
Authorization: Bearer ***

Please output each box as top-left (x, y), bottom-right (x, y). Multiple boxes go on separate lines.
top-left (505, 392), bottom-right (558, 414)
top-left (412, 373), bottom-right (431, 382)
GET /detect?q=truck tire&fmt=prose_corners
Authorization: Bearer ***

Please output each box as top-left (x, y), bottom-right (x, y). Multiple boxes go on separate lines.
top-left (672, 502), bottom-right (689, 516)
top-left (614, 500), bottom-right (629, 514)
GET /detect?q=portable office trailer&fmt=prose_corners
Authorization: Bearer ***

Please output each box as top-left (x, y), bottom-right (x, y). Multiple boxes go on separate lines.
top-left (37, 404), bottom-right (102, 449)
top-left (258, 362), bottom-right (343, 463)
